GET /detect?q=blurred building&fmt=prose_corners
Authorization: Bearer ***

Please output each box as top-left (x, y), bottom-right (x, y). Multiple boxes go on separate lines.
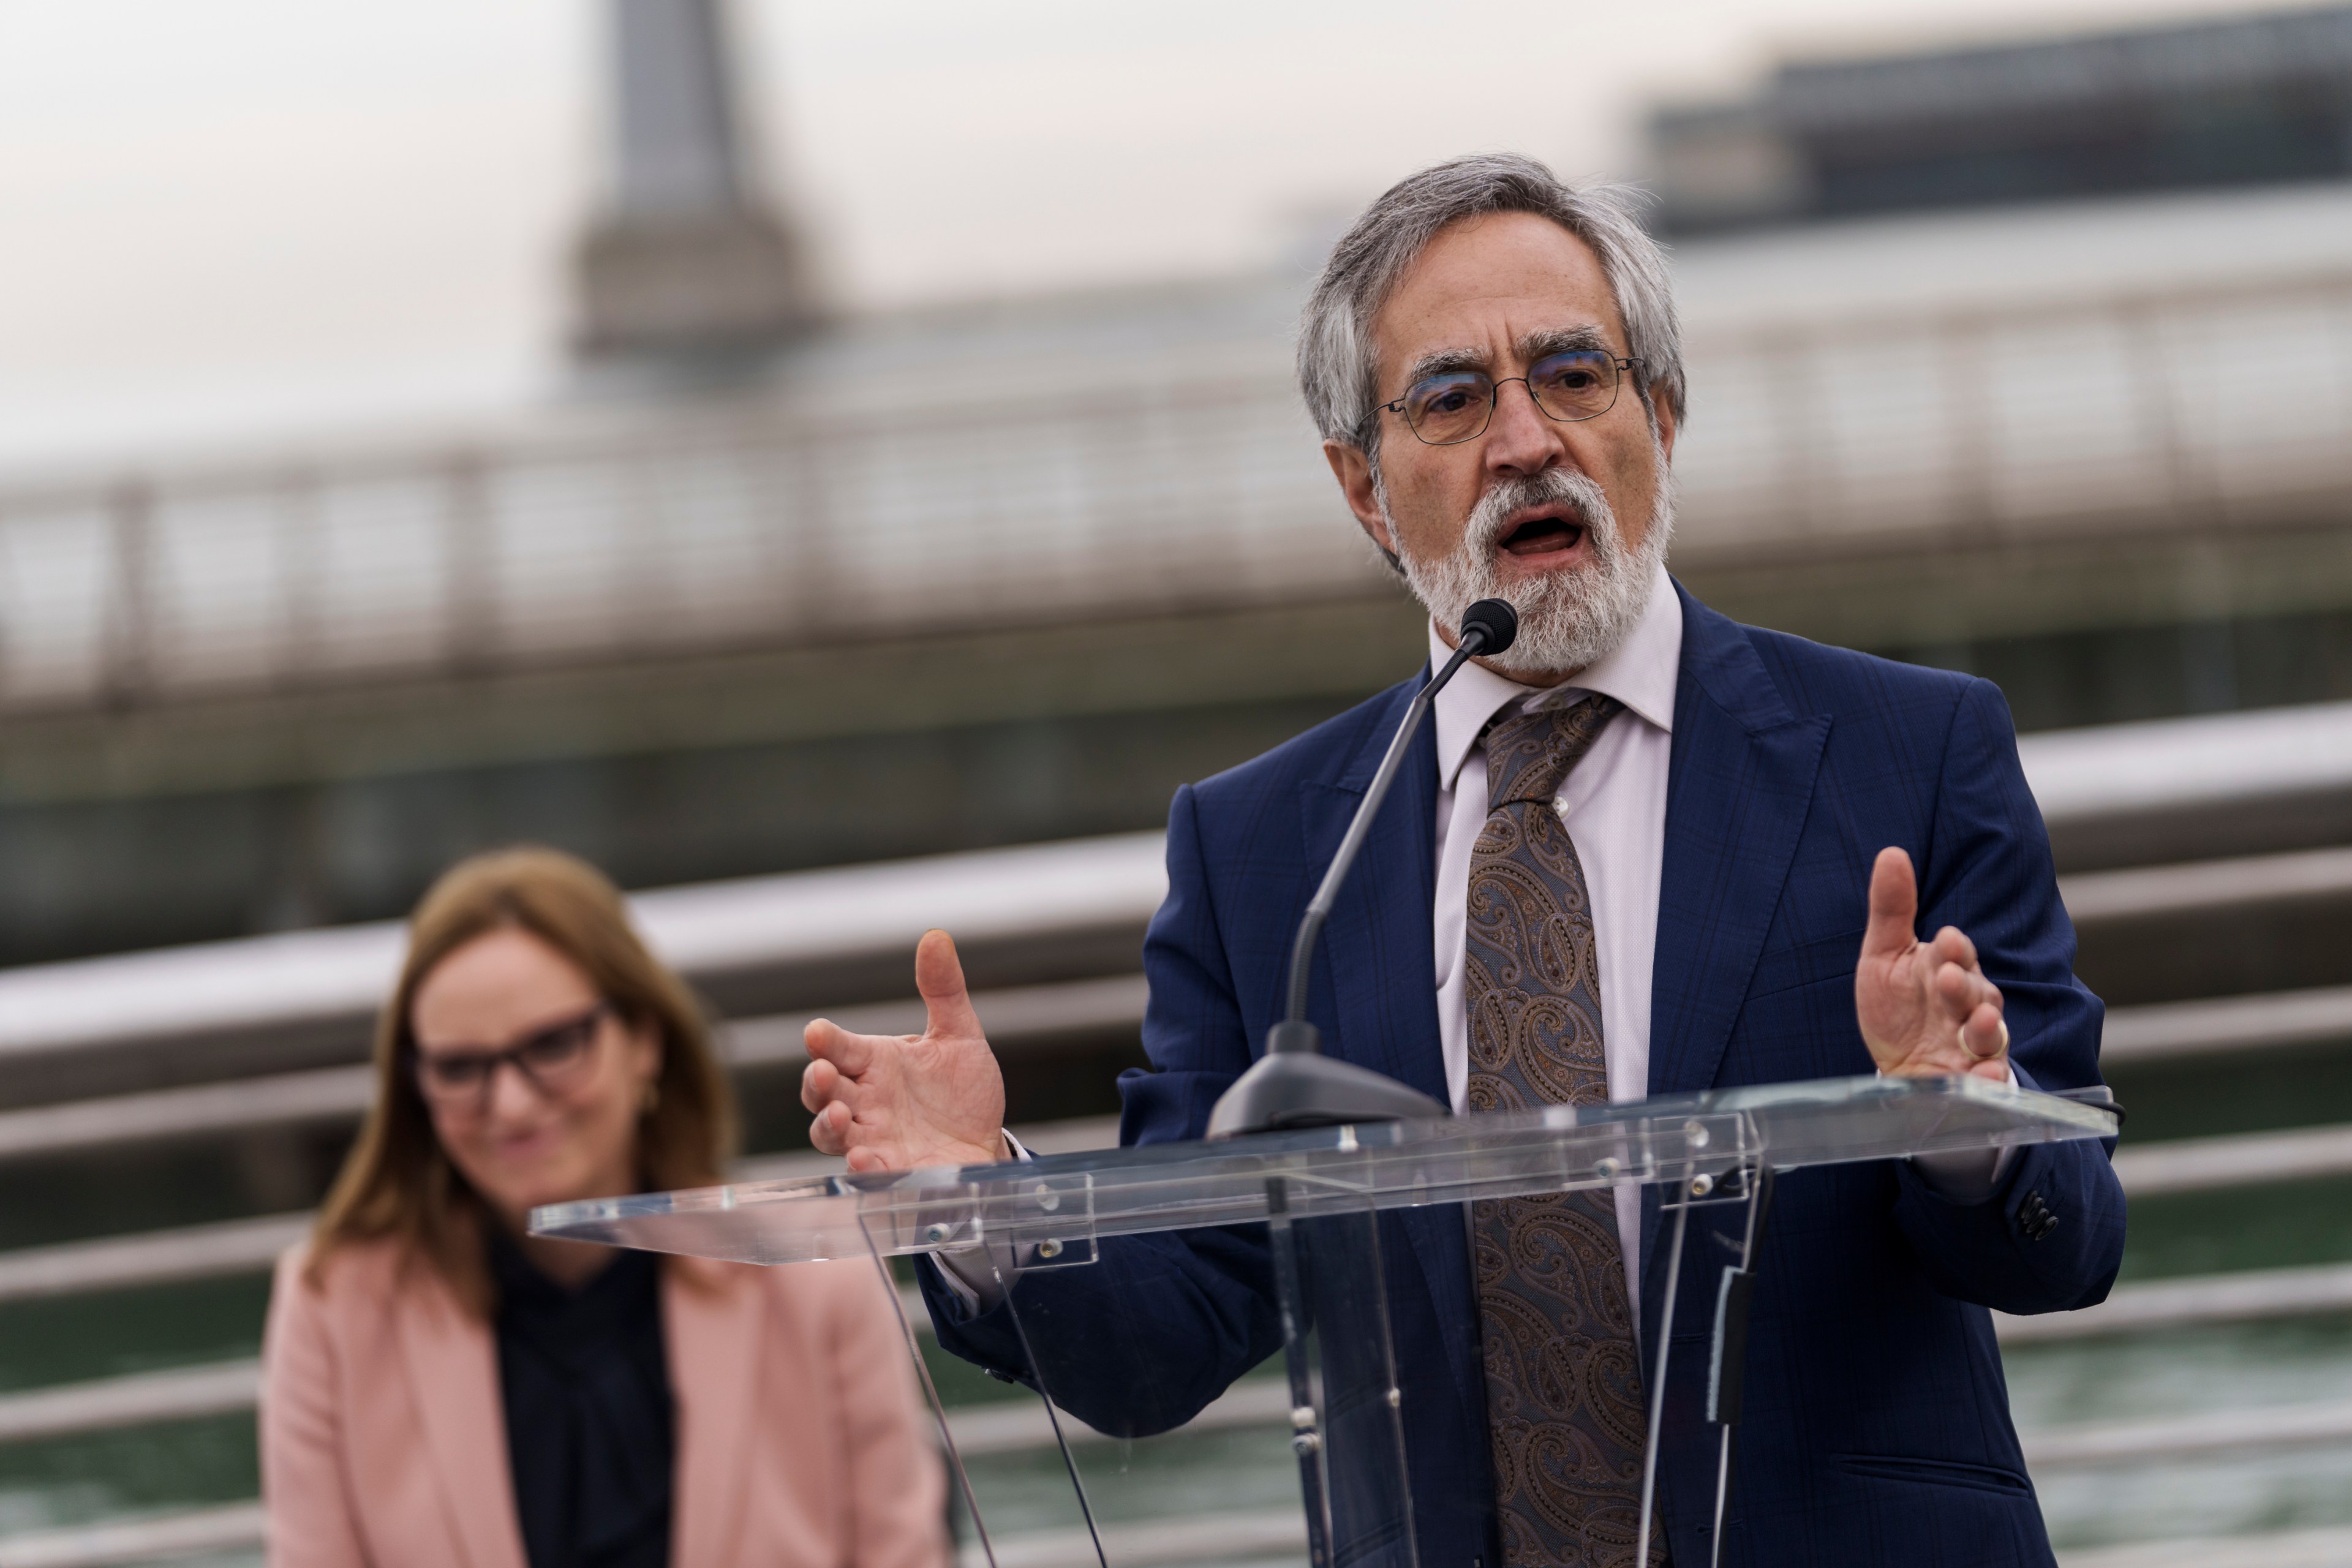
top-left (573, 0), bottom-right (816, 363)
top-left (1649, 4), bottom-right (2352, 232)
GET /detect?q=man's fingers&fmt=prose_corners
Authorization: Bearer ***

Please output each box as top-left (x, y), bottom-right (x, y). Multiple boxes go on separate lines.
top-left (1933, 961), bottom-right (1970, 1015)
top-left (1931, 925), bottom-right (1981, 973)
top-left (804, 1016), bottom-right (876, 1077)
top-left (799, 1055), bottom-right (841, 1115)
top-left (1861, 847), bottom-right (1919, 961)
top-left (1961, 1002), bottom-right (2008, 1061)
top-left (809, 1099), bottom-right (851, 1156)
top-left (913, 928), bottom-right (984, 1041)
top-left (1934, 961), bottom-right (2003, 1025)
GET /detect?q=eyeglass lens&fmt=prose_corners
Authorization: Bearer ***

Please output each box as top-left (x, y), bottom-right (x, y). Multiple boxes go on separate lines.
top-left (1400, 350), bottom-right (1623, 445)
top-left (414, 1006), bottom-right (606, 1104)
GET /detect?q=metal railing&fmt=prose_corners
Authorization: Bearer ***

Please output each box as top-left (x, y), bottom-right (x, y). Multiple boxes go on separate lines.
top-left (7, 1504), bottom-right (2329, 1568)
top-left (6, 265), bottom-right (2352, 716)
top-left (0, 1098), bottom-right (2339, 1462)
top-left (1672, 266), bottom-right (2352, 563)
top-left (0, 697), bottom-right (2347, 1562)
top-left (0, 379), bottom-right (1364, 713)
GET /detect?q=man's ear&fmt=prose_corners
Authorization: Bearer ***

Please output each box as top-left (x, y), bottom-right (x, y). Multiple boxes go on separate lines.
top-left (1324, 439), bottom-right (1398, 559)
top-left (1649, 385), bottom-right (1679, 464)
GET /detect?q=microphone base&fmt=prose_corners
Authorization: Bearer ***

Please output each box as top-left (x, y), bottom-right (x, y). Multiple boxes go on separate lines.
top-left (1205, 1048), bottom-right (1448, 1139)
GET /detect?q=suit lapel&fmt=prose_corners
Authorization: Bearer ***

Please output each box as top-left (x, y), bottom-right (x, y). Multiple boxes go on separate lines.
top-left (1298, 675), bottom-right (1447, 1103)
top-left (1640, 585), bottom-right (1830, 1323)
top-left (666, 1258), bottom-right (765, 1568)
top-left (395, 1265), bottom-right (529, 1568)
top-left (1297, 673), bottom-right (1482, 1422)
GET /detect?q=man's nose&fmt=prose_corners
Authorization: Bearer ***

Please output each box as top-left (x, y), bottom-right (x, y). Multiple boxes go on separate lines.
top-left (1483, 379), bottom-right (1567, 476)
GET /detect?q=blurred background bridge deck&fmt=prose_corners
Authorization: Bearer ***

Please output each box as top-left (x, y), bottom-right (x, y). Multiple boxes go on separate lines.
top-left (10, 0), bottom-right (2352, 1563)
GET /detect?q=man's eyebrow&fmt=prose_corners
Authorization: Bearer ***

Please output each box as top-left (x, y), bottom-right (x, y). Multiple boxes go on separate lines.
top-left (1396, 325), bottom-right (1619, 391)
top-left (1518, 323), bottom-right (1615, 361)
top-left (1400, 345), bottom-right (1492, 386)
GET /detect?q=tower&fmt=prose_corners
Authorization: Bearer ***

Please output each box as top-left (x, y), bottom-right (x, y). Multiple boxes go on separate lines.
top-left (573, 0), bottom-right (816, 364)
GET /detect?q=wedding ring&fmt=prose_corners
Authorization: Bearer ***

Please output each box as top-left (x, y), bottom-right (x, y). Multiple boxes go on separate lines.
top-left (1969, 1019), bottom-right (2010, 1059)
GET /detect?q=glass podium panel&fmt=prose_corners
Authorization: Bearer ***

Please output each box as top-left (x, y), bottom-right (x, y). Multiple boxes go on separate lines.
top-left (939, 1186), bottom-right (1409, 1568)
top-left (535, 1074), bottom-right (2117, 1567)
top-left (537, 1076), bottom-right (2113, 1267)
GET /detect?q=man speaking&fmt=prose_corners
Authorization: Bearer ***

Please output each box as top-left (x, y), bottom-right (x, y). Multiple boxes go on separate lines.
top-left (800, 155), bottom-right (2124, 1567)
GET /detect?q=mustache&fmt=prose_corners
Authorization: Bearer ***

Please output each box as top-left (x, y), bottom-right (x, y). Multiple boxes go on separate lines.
top-left (1464, 470), bottom-right (1616, 553)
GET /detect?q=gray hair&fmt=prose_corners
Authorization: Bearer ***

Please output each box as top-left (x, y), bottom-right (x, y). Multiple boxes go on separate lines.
top-left (1297, 153), bottom-right (1685, 453)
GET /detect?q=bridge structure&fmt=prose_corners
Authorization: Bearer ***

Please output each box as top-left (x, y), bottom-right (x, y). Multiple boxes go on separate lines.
top-left (5, 179), bottom-right (2352, 965)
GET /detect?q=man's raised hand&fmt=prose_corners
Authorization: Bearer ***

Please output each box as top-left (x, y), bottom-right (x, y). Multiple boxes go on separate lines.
top-left (1855, 846), bottom-right (2010, 1082)
top-left (801, 929), bottom-right (1009, 1173)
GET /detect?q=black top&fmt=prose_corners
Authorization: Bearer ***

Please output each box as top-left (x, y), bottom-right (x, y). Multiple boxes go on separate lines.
top-left (489, 1230), bottom-right (673, 1568)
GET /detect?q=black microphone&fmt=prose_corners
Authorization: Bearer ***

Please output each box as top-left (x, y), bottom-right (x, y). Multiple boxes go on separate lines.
top-left (1205, 598), bottom-right (1518, 1137)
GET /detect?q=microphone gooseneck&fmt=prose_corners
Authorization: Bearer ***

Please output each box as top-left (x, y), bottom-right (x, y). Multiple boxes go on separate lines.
top-left (1204, 599), bottom-right (1518, 1137)
top-left (1273, 598), bottom-right (1518, 1035)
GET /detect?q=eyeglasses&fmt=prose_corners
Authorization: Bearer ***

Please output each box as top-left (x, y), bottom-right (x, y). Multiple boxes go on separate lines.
top-left (411, 1001), bottom-right (612, 1112)
top-left (1378, 350), bottom-right (1641, 446)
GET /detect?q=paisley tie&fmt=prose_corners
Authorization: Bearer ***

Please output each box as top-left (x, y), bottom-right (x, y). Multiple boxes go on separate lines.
top-left (1465, 694), bottom-right (1662, 1568)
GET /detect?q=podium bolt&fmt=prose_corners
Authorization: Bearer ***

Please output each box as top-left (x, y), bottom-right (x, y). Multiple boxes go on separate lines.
top-left (1691, 1173), bottom-right (1715, 1197)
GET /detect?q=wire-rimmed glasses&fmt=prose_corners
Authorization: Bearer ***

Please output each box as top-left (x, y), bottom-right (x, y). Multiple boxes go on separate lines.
top-left (1378, 350), bottom-right (1641, 446)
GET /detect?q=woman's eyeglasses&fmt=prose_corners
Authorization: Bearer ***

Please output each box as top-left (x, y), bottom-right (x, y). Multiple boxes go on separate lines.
top-left (1378, 349), bottom-right (1640, 446)
top-left (411, 1001), bottom-right (612, 1112)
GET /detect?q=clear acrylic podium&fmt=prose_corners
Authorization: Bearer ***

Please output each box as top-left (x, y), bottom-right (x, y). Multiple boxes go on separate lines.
top-left (535, 1074), bottom-right (2117, 1568)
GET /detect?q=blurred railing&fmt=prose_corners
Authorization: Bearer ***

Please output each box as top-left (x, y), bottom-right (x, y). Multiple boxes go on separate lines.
top-left (2, 696), bottom-right (2352, 1562)
top-left (5, 268), bottom-right (2352, 715)
top-left (1670, 266), bottom-right (2352, 561)
top-left (0, 380), bottom-right (1360, 712)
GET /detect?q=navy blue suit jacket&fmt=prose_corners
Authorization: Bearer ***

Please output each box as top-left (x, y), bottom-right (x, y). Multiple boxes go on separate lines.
top-left (924, 585), bottom-right (2126, 1566)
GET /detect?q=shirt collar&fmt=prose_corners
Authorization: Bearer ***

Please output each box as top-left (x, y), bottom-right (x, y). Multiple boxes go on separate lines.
top-left (1430, 558), bottom-right (1683, 793)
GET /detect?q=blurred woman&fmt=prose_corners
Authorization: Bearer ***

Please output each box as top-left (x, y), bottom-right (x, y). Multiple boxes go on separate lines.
top-left (262, 847), bottom-right (945, 1568)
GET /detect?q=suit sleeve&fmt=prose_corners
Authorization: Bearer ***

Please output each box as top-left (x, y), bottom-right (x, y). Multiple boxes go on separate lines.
top-left (918, 784), bottom-right (1285, 1435)
top-left (1888, 678), bottom-right (2127, 1314)
top-left (260, 1247), bottom-right (372, 1568)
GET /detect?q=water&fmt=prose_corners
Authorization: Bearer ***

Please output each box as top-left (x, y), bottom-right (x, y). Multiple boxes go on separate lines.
top-left (0, 1279), bottom-right (268, 1544)
top-left (959, 1423), bottom-right (1305, 1539)
top-left (0, 1418), bottom-right (255, 1539)
top-left (2015, 1319), bottom-right (2352, 1550)
top-left (0, 1278), bottom-right (270, 1393)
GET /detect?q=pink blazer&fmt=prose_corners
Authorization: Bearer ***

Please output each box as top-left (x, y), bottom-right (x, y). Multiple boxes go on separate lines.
top-left (261, 1238), bottom-right (948, 1568)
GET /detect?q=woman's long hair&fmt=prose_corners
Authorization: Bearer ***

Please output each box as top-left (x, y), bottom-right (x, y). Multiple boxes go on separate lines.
top-left (307, 846), bottom-right (735, 1313)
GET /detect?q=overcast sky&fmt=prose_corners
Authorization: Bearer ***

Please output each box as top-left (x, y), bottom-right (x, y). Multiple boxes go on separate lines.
top-left (0, 0), bottom-right (2311, 468)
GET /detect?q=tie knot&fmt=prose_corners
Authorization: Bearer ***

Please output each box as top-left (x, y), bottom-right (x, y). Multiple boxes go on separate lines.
top-left (1482, 694), bottom-right (1623, 810)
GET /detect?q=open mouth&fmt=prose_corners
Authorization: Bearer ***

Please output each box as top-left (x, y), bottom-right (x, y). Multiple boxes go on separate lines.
top-left (1498, 512), bottom-right (1587, 558)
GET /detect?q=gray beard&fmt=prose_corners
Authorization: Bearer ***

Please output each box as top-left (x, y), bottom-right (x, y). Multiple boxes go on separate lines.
top-left (1382, 461), bottom-right (1673, 679)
